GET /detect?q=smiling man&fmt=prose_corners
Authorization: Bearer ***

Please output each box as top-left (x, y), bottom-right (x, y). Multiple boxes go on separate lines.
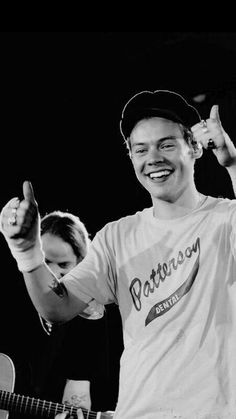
top-left (122, 90), bottom-right (209, 216)
top-left (2, 89), bottom-right (236, 419)
top-left (130, 117), bottom-right (203, 211)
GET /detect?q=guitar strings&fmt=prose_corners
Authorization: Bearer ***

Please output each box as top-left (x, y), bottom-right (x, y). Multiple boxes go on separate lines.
top-left (0, 390), bottom-right (98, 418)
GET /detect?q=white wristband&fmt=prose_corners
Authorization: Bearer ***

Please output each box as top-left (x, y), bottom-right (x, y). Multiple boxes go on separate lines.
top-left (11, 243), bottom-right (45, 272)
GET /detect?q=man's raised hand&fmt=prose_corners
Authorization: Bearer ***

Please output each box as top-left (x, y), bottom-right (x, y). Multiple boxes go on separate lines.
top-left (191, 105), bottom-right (236, 167)
top-left (0, 181), bottom-right (44, 272)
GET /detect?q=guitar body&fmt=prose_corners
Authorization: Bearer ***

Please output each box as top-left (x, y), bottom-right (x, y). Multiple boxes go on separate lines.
top-left (0, 353), bottom-right (15, 419)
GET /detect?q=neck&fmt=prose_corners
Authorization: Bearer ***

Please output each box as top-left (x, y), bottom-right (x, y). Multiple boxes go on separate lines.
top-left (152, 189), bottom-right (205, 220)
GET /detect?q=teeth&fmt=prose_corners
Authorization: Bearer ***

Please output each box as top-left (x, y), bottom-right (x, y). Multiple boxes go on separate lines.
top-left (149, 170), bottom-right (171, 178)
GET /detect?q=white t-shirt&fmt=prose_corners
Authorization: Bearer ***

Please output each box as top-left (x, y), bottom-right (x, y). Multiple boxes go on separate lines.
top-left (61, 196), bottom-right (236, 419)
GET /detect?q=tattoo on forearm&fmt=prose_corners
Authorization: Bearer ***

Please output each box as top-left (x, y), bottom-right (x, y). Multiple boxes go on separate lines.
top-left (49, 278), bottom-right (68, 298)
top-left (64, 393), bottom-right (88, 407)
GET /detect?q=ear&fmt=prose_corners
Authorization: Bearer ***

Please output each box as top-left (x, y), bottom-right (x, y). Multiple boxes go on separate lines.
top-left (190, 143), bottom-right (203, 160)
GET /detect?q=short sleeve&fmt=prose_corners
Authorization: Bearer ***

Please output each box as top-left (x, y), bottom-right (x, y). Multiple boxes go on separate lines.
top-left (61, 226), bottom-right (118, 306)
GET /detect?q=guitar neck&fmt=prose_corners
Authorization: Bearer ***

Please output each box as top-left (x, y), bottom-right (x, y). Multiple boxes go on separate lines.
top-left (0, 389), bottom-right (103, 419)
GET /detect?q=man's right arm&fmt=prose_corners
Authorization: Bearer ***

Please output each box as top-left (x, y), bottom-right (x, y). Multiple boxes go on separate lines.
top-left (23, 263), bottom-right (88, 324)
top-left (0, 181), bottom-right (87, 324)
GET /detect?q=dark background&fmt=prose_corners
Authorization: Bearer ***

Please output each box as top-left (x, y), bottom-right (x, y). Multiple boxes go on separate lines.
top-left (1, 31), bottom-right (236, 416)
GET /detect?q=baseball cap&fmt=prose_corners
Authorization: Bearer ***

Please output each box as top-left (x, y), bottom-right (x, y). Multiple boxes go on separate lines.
top-left (120, 89), bottom-right (202, 140)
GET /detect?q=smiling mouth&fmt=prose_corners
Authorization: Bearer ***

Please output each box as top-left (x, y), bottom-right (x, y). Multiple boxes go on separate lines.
top-left (147, 170), bottom-right (173, 180)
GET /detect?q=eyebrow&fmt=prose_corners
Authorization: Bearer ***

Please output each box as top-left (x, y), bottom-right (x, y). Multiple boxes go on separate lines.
top-left (131, 136), bottom-right (178, 148)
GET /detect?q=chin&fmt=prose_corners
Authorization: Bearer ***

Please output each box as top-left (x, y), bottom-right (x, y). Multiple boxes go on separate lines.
top-left (150, 189), bottom-right (173, 201)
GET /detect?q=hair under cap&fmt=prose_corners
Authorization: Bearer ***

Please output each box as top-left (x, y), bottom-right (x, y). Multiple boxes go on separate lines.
top-left (120, 89), bottom-right (202, 140)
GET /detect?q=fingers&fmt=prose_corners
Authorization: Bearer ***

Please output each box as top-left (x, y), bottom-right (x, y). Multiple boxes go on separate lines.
top-left (103, 411), bottom-right (115, 418)
top-left (76, 408), bottom-right (84, 419)
top-left (0, 182), bottom-right (38, 239)
top-left (23, 180), bottom-right (36, 203)
top-left (8, 197), bottom-right (20, 209)
top-left (191, 107), bottom-right (223, 150)
top-left (191, 122), bottom-right (212, 149)
top-left (55, 413), bottom-right (68, 419)
top-left (54, 408), bottom-right (84, 419)
top-left (209, 104), bottom-right (220, 123)
top-left (0, 198), bottom-right (20, 235)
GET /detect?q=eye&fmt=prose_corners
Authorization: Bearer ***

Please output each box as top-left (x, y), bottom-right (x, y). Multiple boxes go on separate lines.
top-left (134, 148), bottom-right (147, 154)
top-left (58, 262), bottom-right (70, 269)
top-left (160, 142), bottom-right (175, 150)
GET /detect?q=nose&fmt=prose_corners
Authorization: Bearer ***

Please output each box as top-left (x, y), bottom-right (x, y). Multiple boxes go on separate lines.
top-left (147, 147), bottom-right (164, 165)
top-left (48, 263), bottom-right (63, 279)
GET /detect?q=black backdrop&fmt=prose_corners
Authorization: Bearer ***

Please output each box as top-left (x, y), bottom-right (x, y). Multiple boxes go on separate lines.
top-left (1, 31), bottom-right (236, 415)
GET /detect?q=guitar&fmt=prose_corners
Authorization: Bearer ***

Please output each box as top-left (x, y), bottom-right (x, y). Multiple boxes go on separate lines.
top-left (0, 353), bottom-right (113, 419)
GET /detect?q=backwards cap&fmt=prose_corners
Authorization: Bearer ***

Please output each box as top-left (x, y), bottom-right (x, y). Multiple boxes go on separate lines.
top-left (120, 89), bottom-right (201, 140)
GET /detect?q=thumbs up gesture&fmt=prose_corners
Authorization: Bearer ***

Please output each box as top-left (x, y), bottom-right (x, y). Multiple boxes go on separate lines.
top-left (191, 105), bottom-right (236, 168)
top-left (0, 181), bottom-right (44, 272)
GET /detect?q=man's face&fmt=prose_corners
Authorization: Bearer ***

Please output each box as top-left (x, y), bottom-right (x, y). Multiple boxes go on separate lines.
top-left (129, 117), bottom-right (195, 202)
top-left (41, 233), bottom-right (78, 279)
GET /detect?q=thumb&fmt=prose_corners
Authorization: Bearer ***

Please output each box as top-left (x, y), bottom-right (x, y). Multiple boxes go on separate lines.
top-left (210, 104), bottom-right (221, 122)
top-left (23, 180), bottom-right (36, 203)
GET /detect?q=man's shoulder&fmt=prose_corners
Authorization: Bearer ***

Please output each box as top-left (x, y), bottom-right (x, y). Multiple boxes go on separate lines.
top-left (207, 195), bottom-right (236, 208)
top-left (205, 195), bottom-right (236, 218)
